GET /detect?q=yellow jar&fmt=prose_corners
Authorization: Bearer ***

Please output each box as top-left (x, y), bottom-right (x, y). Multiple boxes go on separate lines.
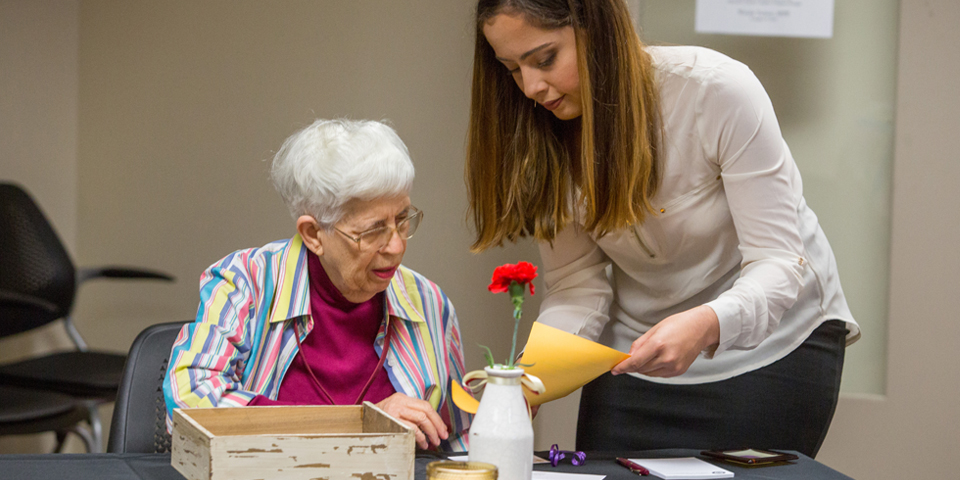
top-left (425, 461), bottom-right (498, 479)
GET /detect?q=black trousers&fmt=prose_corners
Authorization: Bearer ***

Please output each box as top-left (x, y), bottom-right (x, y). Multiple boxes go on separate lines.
top-left (576, 320), bottom-right (848, 458)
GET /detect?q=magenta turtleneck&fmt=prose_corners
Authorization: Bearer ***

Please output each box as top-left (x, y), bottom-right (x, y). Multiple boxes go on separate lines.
top-left (248, 251), bottom-right (396, 406)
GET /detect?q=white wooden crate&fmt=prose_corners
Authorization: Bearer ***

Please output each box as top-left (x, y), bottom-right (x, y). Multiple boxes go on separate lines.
top-left (171, 402), bottom-right (415, 480)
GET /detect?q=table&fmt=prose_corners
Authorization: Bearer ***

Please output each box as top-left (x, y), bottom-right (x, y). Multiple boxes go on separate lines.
top-left (541, 450), bottom-right (853, 479)
top-left (0, 449), bottom-right (852, 479)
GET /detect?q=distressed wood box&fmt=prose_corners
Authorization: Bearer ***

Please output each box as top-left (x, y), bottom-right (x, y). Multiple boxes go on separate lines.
top-left (171, 402), bottom-right (415, 480)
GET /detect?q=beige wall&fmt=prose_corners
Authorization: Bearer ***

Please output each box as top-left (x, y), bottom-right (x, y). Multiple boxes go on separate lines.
top-left (816, 0), bottom-right (960, 477)
top-left (0, 0), bottom-right (80, 453)
top-left (0, 0), bottom-right (78, 250)
top-left (73, 0), bottom-right (542, 361)
top-left (3, 0), bottom-right (540, 453)
top-left (635, 0), bottom-right (898, 397)
top-left (542, 4), bottom-right (960, 478)
top-left (2, 1), bottom-right (958, 476)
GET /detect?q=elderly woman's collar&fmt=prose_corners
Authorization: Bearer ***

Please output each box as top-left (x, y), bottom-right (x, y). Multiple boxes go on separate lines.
top-left (265, 234), bottom-right (425, 326)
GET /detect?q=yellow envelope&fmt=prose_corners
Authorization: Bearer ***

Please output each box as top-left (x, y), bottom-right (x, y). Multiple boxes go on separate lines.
top-left (452, 322), bottom-right (629, 414)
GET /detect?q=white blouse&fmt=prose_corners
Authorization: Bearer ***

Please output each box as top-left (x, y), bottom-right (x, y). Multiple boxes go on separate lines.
top-left (537, 46), bottom-right (860, 384)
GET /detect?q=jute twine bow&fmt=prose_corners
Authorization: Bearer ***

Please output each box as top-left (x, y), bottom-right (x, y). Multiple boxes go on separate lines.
top-left (461, 369), bottom-right (546, 420)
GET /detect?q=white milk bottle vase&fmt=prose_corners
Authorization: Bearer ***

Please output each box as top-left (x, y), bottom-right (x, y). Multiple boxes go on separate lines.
top-left (468, 366), bottom-right (534, 480)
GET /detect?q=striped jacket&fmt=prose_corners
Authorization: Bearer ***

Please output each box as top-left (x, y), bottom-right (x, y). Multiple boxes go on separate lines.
top-left (163, 234), bottom-right (470, 451)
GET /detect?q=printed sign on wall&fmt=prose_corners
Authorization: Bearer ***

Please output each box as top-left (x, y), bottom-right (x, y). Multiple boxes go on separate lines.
top-left (695, 0), bottom-right (835, 38)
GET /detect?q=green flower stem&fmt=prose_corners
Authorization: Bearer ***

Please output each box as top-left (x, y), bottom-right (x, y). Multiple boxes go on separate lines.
top-left (507, 282), bottom-right (525, 368)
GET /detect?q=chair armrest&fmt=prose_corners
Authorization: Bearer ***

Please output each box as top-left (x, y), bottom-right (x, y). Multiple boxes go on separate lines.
top-left (77, 267), bottom-right (175, 284)
top-left (0, 289), bottom-right (58, 313)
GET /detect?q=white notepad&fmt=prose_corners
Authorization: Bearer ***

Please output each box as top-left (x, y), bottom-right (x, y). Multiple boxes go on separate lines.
top-left (630, 457), bottom-right (734, 479)
top-left (532, 473), bottom-right (605, 480)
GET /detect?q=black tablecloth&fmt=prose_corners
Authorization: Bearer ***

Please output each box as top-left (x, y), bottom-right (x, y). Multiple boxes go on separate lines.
top-left (0, 449), bottom-right (852, 479)
top-left (532, 450), bottom-right (853, 479)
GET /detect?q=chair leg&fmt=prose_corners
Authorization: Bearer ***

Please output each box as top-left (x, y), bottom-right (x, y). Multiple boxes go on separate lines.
top-left (53, 424), bottom-right (97, 453)
top-left (62, 315), bottom-right (89, 351)
top-left (82, 400), bottom-right (104, 453)
top-left (67, 425), bottom-right (96, 453)
top-left (54, 431), bottom-right (68, 453)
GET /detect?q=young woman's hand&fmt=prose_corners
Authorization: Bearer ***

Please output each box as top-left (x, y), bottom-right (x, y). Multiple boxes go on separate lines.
top-left (611, 305), bottom-right (720, 377)
top-left (376, 393), bottom-right (449, 449)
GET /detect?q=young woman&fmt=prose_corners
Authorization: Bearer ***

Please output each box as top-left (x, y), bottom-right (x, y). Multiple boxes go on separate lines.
top-left (466, 0), bottom-right (859, 457)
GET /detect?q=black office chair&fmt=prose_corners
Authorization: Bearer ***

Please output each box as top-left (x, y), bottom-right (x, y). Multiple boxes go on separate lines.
top-left (0, 182), bottom-right (175, 452)
top-left (107, 321), bottom-right (188, 454)
top-left (0, 290), bottom-right (94, 452)
top-left (0, 384), bottom-right (95, 453)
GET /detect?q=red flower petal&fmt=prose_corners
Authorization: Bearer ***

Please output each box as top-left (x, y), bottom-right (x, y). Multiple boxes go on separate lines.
top-left (488, 261), bottom-right (538, 295)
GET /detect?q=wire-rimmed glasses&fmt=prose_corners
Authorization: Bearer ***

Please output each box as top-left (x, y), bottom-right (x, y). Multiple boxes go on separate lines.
top-left (333, 206), bottom-right (423, 252)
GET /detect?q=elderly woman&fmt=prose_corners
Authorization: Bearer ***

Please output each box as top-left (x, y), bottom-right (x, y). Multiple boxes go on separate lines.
top-left (163, 119), bottom-right (469, 451)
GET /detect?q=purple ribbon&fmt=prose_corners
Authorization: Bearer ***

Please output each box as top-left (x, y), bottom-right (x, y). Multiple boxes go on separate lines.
top-left (549, 444), bottom-right (587, 467)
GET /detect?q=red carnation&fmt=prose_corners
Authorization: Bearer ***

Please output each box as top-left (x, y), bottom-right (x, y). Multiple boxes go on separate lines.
top-left (484, 261), bottom-right (538, 368)
top-left (488, 261), bottom-right (537, 295)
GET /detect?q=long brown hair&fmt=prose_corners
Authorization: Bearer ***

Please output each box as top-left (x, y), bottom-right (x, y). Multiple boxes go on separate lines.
top-left (467, 0), bottom-right (662, 251)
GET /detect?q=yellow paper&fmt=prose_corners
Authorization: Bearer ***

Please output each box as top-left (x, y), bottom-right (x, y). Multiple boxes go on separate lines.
top-left (519, 322), bottom-right (629, 405)
top-left (451, 322), bottom-right (629, 414)
top-left (451, 378), bottom-right (480, 413)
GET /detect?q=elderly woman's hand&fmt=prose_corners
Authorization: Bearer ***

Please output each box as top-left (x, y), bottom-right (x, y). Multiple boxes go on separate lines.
top-left (376, 393), bottom-right (449, 449)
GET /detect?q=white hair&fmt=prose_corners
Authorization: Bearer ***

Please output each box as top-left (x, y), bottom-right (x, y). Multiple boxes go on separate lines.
top-left (270, 118), bottom-right (415, 227)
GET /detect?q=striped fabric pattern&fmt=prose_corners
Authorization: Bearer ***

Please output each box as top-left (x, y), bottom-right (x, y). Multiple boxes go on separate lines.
top-left (163, 235), bottom-right (470, 451)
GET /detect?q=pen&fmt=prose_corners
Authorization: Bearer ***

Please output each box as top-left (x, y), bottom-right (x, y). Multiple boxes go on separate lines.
top-left (616, 457), bottom-right (650, 476)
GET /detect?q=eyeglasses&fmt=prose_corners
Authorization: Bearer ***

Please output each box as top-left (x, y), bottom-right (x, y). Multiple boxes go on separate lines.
top-left (333, 206), bottom-right (423, 252)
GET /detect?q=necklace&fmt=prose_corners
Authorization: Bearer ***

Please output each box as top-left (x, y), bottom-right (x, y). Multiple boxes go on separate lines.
top-left (293, 315), bottom-right (394, 405)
